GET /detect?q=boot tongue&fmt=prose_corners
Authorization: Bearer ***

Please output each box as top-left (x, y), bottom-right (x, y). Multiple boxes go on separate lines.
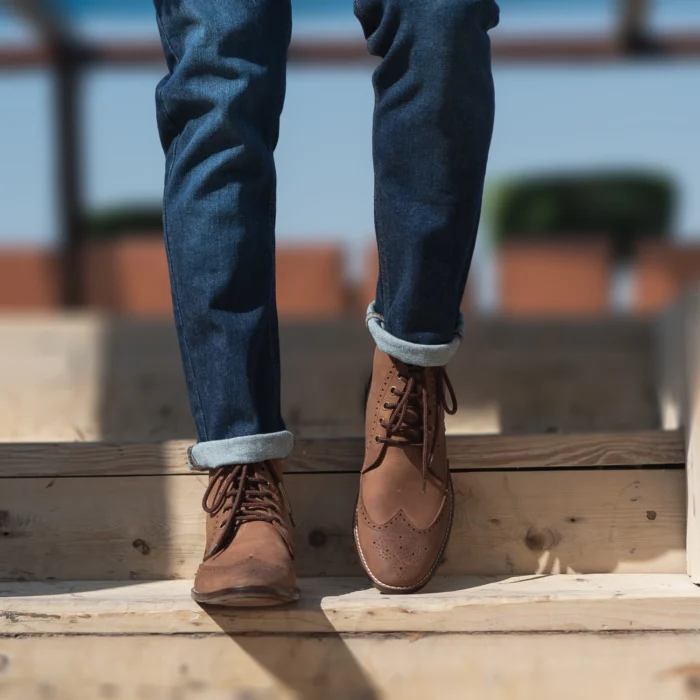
top-left (266, 459), bottom-right (284, 482)
top-left (203, 462), bottom-right (288, 560)
top-left (394, 364), bottom-right (427, 442)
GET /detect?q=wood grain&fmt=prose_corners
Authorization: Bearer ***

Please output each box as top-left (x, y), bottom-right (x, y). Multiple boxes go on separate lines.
top-left (0, 430), bottom-right (684, 478)
top-left (2, 631), bottom-right (700, 700)
top-left (656, 290), bottom-right (700, 582)
top-left (0, 470), bottom-right (685, 580)
top-left (0, 315), bottom-right (660, 442)
top-left (1, 574), bottom-right (699, 635)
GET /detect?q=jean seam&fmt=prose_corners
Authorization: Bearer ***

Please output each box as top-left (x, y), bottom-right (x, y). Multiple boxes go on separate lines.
top-left (156, 81), bottom-right (181, 136)
top-left (155, 10), bottom-right (182, 65)
top-left (370, 54), bottom-right (391, 314)
top-left (266, 32), bottom-right (289, 434)
top-left (154, 12), bottom-right (184, 134)
top-left (162, 134), bottom-right (210, 442)
top-left (268, 190), bottom-right (279, 431)
top-left (375, 188), bottom-right (391, 316)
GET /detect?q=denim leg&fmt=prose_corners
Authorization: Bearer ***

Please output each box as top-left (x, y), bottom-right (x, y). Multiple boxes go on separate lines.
top-left (355, 0), bottom-right (499, 364)
top-left (154, 0), bottom-right (293, 468)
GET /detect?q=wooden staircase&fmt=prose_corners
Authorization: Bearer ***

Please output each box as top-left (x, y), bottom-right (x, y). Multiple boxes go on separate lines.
top-left (2, 296), bottom-right (700, 699)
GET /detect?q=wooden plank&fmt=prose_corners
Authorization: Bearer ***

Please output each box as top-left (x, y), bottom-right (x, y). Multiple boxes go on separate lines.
top-left (1, 575), bottom-right (700, 635)
top-left (2, 632), bottom-right (700, 700)
top-left (0, 470), bottom-right (685, 580)
top-left (0, 430), bottom-right (684, 478)
top-left (656, 290), bottom-right (700, 582)
top-left (0, 315), bottom-right (660, 441)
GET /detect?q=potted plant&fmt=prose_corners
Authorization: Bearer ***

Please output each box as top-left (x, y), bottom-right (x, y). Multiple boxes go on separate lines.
top-left (488, 170), bottom-right (674, 315)
top-left (84, 204), bottom-right (171, 316)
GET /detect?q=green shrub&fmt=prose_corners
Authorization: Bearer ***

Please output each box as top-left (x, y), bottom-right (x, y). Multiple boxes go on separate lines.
top-left (490, 171), bottom-right (675, 260)
top-left (86, 204), bottom-right (163, 240)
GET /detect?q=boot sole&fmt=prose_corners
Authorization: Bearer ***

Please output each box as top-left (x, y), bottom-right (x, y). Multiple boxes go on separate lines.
top-left (353, 475), bottom-right (455, 595)
top-left (191, 585), bottom-right (300, 607)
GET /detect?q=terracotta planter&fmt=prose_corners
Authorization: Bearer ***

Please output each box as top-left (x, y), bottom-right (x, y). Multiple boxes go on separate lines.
top-left (0, 249), bottom-right (60, 310)
top-left (275, 244), bottom-right (346, 320)
top-left (633, 241), bottom-right (700, 314)
top-left (83, 238), bottom-right (347, 320)
top-left (84, 234), bottom-right (173, 316)
top-left (499, 238), bottom-right (612, 317)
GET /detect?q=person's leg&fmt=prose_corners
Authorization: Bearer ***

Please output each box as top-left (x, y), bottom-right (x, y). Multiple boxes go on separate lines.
top-left (360, 0), bottom-right (499, 351)
top-left (154, 0), bottom-right (297, 606)
top-left (354, 0), bottom-right (499, 592)
top-left (155, 0), bottom-right (292, 468)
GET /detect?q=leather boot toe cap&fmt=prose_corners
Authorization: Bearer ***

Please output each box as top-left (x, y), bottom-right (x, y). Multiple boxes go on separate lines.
top-left (194, 555), bottom-right (297, 596)
top-left (354, 487), bottom-right (453, 593)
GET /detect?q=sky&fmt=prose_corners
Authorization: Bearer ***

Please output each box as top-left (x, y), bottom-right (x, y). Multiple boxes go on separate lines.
top-left (1, 0), bottom-right (700, 281)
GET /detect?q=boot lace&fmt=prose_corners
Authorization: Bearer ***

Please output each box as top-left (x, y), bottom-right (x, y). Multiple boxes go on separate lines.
top-left (369, 366), bottom-right (458, 487)
top-left (201, 462), bottom-right (294, 560)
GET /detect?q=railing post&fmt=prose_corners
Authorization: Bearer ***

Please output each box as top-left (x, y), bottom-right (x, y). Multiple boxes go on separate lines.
top-left (54, 41), bottom-right (85, 307)
top-left (618, 0), bottom-right (655, 53)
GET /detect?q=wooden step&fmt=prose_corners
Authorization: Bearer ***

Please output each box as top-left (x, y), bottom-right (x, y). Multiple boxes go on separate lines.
top-left (3, 631), bottom-right (700, 700)
top-left (1, 574), bottom-right (699, 635)
top-left (2, 575), bottom-right (700, 700)
top-left (0, 315), bottom-right (660, 441)
top-left (0, 432), bottom-right (686, 581)
top-left (2, 302), bottom-right (700, 699)
top-left (1, 430), bottom-right (684, 476)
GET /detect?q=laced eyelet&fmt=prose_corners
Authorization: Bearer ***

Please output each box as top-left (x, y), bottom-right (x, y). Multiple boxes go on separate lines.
top-left (383, 403), bottom-right (390, 409)
top-left (390, 386), bottom-right (397, 395)
top-left (375, 435), bottom-right (381, 443)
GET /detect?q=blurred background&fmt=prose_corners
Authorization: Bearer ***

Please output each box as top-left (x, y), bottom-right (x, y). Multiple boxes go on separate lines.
top-left (0, 0), bottom-right (699, 319)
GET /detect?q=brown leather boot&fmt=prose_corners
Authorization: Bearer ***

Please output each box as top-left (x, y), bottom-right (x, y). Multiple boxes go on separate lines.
top-left (191, 459), bottom-right (299, 607)
top-left (354, 348), bottom-right (458, 593)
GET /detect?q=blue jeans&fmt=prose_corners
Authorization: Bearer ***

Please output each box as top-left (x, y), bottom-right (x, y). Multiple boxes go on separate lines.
top-left (154, 0), bottom-right (499, 469)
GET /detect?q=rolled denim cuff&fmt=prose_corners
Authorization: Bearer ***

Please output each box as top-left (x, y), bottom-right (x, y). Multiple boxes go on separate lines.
top-left (366, 302), bottom-right (464, 367)
top-left (187, 430), bottom-right (295, 470)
